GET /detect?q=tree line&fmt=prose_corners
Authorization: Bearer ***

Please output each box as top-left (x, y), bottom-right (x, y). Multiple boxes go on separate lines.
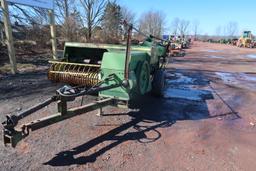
top-left (0, 0), bottom-right (166, 45)
top-left (0, 0), bottom-right (240, 46)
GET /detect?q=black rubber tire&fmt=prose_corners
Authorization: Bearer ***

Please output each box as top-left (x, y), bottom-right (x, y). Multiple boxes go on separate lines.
top-left (152, 69), bottom-right (165, 97)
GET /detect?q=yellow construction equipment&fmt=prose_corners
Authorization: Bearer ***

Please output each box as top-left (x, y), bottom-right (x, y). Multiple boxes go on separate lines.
top-left (237, 31), bottom-right (254, 48)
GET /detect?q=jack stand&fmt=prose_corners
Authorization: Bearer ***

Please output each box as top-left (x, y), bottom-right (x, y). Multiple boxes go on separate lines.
top-left (97, 107), bottom-right (103, 117)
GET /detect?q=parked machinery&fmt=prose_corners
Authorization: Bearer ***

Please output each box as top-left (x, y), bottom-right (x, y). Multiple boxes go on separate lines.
top-left (167, 35), bottom-right (185, 57)
top-left (180, 36), bottom-right (191, 49)
top-left (2, 22), bottom-right (169, 147)
top-left (231, 38), bottom-right (238, 46)
top-left (237, 31), bottom-right (254, 48)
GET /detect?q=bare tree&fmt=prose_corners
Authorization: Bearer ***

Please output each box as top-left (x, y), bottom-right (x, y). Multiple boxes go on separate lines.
top-left (139, 10), bottom-right (166, 37)
top-left (79, 0), bottom-right (106, 41)
top-left (121, 6), bottom-right (136, 25)
top-left (8, 4), bottom-right (48, 25)
top-left (0, 3), bottom-right (5, 45)
top-left (226, 21), bottom-right (238, 38)
top-left (55, 0), bottom-right (81, 41)
top-left (171, 17), bottom-right (180, 36)
top-left (215, 26), bottom-right (222, 36)
top-left (61, 12), bottom-right (82, 42)
top-left (4, 5), bottom-right (51, 45)
top-left (171, 18), bottom-right (190, 36)
top-left (121, 6), bottom-right (136, 39)
top-left (192, 20), bottom-right (200, 40)
top-left (55, 0), bottom-right (70, 19)
top-left (102, 1), bottom-right (122, 43)
top-left (0, 25), bottom-right (3, 44)
top-left (0, 12), bottom-right (3, 44)
top-left (178, 19), bottom-right (190, 36)
top-left (55, 0), bottom-right (76, 21)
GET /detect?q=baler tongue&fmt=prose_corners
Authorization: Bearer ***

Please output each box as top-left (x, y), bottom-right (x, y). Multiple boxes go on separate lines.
top-left (48, 61), bottom-right (100, 87)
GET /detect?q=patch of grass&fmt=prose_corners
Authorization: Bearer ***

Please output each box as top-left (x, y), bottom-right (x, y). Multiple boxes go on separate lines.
top-left (0, 63), bottom-right (37, 74)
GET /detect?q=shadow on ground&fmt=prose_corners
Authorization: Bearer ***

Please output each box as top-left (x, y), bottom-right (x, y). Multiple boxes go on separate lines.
top-left (0, 71), bottom-right (61, 100)
top-left (44, 69), bottom-right (240, 166)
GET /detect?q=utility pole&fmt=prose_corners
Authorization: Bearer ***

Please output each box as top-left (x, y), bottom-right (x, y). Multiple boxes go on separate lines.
top-left (48, 9), bottom-right (57, 60)
top-left (0, 22), bottom-right (4, 44)
top-left (0, 15), bottom-right (4, 44)
top-left (1, 0), bottom-right (17, 74)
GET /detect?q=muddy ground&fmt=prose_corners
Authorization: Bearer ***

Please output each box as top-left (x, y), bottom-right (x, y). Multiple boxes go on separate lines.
top-left (0, 41), bottom-right (256, 171)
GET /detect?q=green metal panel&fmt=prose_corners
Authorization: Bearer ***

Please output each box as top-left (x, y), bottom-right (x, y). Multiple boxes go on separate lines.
top-left (99, 52), bottom-right (129, 100)
top-left (99, 51), bottom-right (150, 101)
top-left (100, 51), bottom-right (126, 70)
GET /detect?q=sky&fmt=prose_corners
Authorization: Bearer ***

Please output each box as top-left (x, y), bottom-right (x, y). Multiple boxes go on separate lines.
top-left (118, 0), bottom-right (256, 36)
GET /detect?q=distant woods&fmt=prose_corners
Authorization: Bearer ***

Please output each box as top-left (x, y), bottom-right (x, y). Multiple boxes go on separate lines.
top-left (0, 0), bottom-right (167, 46)
top-left (215, 22), bottom-right (239, 38)
top-left (0, 0), bottom-right (240, 47)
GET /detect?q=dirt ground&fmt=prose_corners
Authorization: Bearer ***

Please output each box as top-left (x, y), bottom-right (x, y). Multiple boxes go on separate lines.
top-left (0, 41), bottom-right (256, 171)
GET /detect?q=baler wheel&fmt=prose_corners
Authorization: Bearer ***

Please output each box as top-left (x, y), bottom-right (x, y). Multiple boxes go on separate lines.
top-left (152, 69), bottom-right (165, 97)
top-left (136, 61), bottom-right (150, 95)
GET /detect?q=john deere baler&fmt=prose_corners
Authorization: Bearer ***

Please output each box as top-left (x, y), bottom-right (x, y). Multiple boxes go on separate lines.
top-left (2, 24), bottom-right (168, 147)
top-left (48, 38), bottom-right (167, 101)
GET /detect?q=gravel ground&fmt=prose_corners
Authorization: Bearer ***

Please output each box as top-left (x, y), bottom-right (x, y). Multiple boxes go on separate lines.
top-left (0, 41), bottom-right (256, 171)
